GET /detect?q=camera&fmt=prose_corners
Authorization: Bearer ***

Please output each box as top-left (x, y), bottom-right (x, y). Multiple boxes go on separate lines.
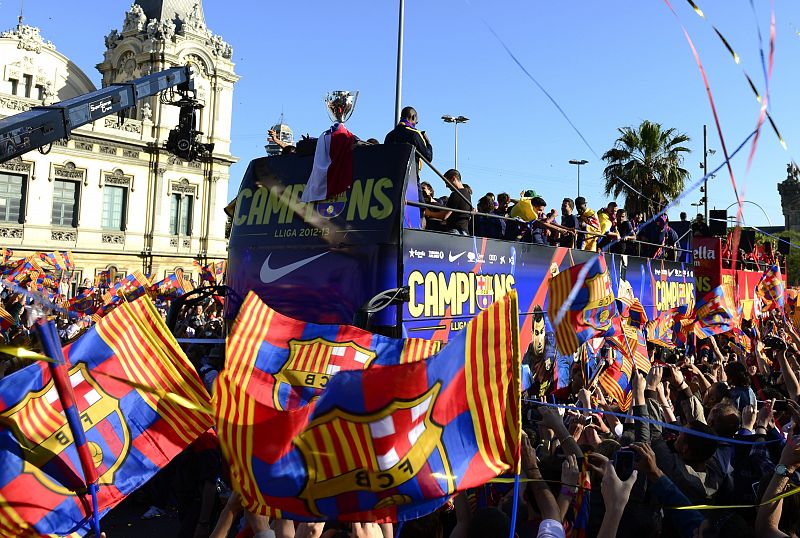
top-left (763, 334), bottom-right (787, 351)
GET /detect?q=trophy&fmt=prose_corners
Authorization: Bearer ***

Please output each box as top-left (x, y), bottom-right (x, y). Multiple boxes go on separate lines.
top-left (325, 90), bottom-right (359, 124)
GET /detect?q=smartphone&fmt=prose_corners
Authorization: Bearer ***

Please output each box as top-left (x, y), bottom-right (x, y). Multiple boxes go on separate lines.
top-left (613, 449), bottom-right (635, 481)
top-left (773, 400), bottom-right (789, 412)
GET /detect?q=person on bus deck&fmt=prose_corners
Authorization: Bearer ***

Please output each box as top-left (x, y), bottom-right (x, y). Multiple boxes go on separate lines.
top-left (559, 198), bottom-right (579, 249)
top-left (383, 106), bottom-right (433, 163)
top-left (610, 209), bottom-right (637, 254)
top-left (528, 197), bottom-right (576, 246)
top-left (420, 181), bottom-right (447, 232)
top-left (494, 192), bottom-right (511, 217)
top-left (474, 196), bottom-right (505, 239)
top-left (656, 215), bottom-right (680, 261)
top-left (575, 196), bottom-right (600, 252)
top-left (424, 169), bottom-right (473, 235)
top-left (692, 214), bottom-right (711, 237)
top-left (597, 202), bottom-right (620, 251)
top-left (509, 189), bottom-right (540, 222)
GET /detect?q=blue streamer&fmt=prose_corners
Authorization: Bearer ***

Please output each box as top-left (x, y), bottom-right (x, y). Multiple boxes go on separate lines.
top-left (509, 472), bottom-right (521, 538)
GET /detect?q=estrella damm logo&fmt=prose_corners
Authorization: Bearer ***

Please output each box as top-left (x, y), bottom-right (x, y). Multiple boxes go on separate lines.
top-left (0, 362), bottom-right (130, 495)
top-left (273, 338), bottom-right (377, 411)
top-left (294, 384), bottom-right (443, 516)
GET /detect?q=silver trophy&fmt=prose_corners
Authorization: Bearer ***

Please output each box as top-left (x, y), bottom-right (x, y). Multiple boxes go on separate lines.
top-left (325, 90), bottom-right (358, 124)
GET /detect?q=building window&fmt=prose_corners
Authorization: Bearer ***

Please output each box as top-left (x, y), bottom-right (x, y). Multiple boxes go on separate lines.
top-left (101, 185), bottom-right (127, 231)
top-left (23, 74), bottom-right (33, 98)
top-left (9, 78), bottom-right (18, 96)
top-left (52, 179), bottom-right (79, 227)
top-left (0, 173), bottom-right (25, 224)
top-left (170, 193), bottom-right (193, 236)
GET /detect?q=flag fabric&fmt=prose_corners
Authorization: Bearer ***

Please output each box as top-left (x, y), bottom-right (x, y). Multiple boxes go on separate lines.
top-left (0, 304), bottom-right (15, 331)
top-left (0, 297), bottom-right (212, 537)
top-left (101, 271), bottom-right (152, 305)
top-left (548, 257), bottom-right (621, 355)
top-left (623, 324), bottom-right (650, 373)
top-left (695, 285), bottom-right (737, 338)
top-left (300, 123), bottom-right (356, 203)
top-left (152, 272), bottom-right (193, 299)
top-left (0, 248), bottom-right (12, 264)
top-left (646, 310), bottom-right (677, 349)
top-left (616, 296), bottom-right (648, 328)
top-left (219, 291), bottom-right (442, 412)
top-left (757, 264), bottom-right (785, 311)
top-left (215, 290), bottom-right (521, 522)
top-left (598, 344), bottom-right (634, 411)
top-left (94, 270), bottom-right (114, 289)
top-left (63, 252), bottom-right (75, 272)
top-left (67, 288), bottom-right (97, 317)
top-left (567, 456), bottom-right (592, 538)
top-left (213, 261), bottom-right (226, 284)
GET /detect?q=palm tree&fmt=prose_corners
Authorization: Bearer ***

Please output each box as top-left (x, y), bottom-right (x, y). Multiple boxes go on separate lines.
top-left (601, 120), bottom-right (691, 216)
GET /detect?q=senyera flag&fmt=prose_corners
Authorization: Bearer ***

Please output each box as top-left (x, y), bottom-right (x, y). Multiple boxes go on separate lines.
top-left (0, 297), bottom-right (212, 537)
top-left (300, 123), bottom-right (356, 203)
top-left (548, 256), bottom-right (622, 355)
top-left (215, 290), bottom-right (521, 522)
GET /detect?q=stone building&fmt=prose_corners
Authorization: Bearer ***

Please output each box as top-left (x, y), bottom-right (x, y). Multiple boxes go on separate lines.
top-left (778, 163), bottom-right (800, 231)
top-left (0, 0), bottom-right (237, 292)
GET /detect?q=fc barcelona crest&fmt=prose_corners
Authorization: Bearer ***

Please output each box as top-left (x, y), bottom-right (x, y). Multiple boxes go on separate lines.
top-left (475, 275), bottom-right (493, 311)
top-left (273, 338), bottom-right (378, 410)
top-left (0, 362), bottom-right (131, 496)
top-left (294, 384), bottom-right (444, 516)
top-left (316, 193), bottom-right (348, 219)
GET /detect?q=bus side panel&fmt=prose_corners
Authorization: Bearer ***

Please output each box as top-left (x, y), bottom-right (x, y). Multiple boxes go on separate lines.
top-left (226, 145), bottom-right (414, 324)
top-left (401, 230), bottom-right (695, 350)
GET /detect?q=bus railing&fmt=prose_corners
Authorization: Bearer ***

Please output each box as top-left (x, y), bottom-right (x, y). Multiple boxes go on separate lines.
top-left (406, 199), bottom-right (694, 260)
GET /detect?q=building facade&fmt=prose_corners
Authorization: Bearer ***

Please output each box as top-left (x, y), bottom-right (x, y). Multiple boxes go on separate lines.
top-left (778, 163), bottom-right (800, 232)
top-left (0, 0), bottom-right (237, 290)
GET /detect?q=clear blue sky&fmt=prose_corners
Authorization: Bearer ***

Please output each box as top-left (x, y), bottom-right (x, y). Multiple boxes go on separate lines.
top-left (8, 0), bottom-right (800, 227)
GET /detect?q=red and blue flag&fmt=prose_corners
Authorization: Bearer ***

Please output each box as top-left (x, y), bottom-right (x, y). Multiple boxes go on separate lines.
top-left (215, 291), bottom-right (521, 522)
top-left (757, 264), bottom-right (785, 311)
top-left (548, 257), bottom-right (622, 355)
top-left (695, 285), bottom-right (737, 338)
top-left (0, 298), bottom-right (212, 537)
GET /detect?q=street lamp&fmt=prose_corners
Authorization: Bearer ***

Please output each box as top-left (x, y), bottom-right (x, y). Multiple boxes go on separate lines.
top-left (568, 159), bottom-right (588, 198)
top-left (699, 124), bottom-right (717, 222)
top-left (724, 200), bottom-right (773, 226)
top-left (442, 115), bottom-right (469, 169)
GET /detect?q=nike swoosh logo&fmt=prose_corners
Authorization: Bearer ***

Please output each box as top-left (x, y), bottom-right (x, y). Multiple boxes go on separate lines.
top-left (260, 252), bottom-right (328, 284)
top-left (449, 252), bottom-right (466, 262)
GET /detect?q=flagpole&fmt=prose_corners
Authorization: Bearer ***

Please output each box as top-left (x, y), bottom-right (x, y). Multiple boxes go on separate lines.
top-left (36, 320), bottom-right (101, 537)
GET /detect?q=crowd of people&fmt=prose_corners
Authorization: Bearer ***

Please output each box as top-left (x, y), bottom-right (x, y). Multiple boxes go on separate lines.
top-left (106, 309), bottom-right (800, 538)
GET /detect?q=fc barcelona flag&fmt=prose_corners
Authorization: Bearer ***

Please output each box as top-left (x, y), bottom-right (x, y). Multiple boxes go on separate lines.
top-left (646, 309), bottom-right (677, 349)
top-left (0, 297), bottom-right (212, 537)
top-left (757, 264), bottom-right (785, 311)
top-left (598, 345), bottom-right (633, 412)
top-left (215, 291), bottom-right (521, 522)
top-left (221, 291), bottom-right (442, 412)
top-left (548, 257), bottom-right (621, 355)
top-left (695, 285), bottom-right (737, 337)
top-left (616, 296), bottom-right (648, 328)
